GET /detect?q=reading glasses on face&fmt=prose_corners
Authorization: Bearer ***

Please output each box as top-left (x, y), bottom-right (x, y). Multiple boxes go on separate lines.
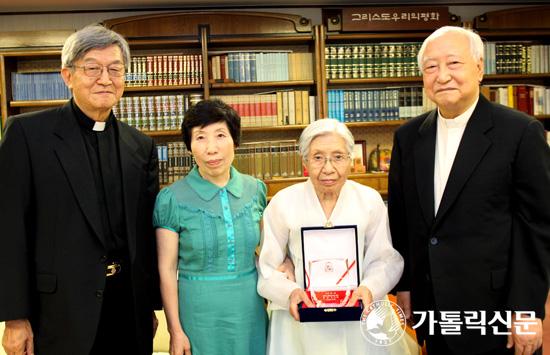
top-left (305, 154), bottom-right (351, 166)
top-left (71, 63), bottom-right (126, 77)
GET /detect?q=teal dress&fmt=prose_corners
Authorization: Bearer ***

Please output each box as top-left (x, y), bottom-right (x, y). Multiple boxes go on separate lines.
top-left (153, 165), bottom-right (268, 355)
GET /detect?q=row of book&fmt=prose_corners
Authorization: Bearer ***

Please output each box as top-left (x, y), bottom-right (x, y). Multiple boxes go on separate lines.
top-left (234, 140), bottom-right (304, 181)
top-left (210, 51), bottom-right (314, 83)
top-left (156, 140), bottom-right (304, 185)
top-left (11, 72), bottom-right (71, 101)
top-left (325, 43), bottom-right (422, 80)
top-left (327, 87), bottom-right (434, 123)
top-left (112, 94), bottom-right (202, 132)
top-left (112, 90), bottom-right (315, 133)
top-left (481, 85), bottom-right (550, 116)
top-left (157, 141), bottom-right (194, 185)
top-left (211, 90), bottom-right (314, 128)
top-left (483, 43), bottom-right (550, 75)
top-left (124, 54), bottom-right (203, 87)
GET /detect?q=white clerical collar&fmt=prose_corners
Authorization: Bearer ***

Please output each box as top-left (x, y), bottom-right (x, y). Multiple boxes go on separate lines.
top-left (437, 97), bottom-right (479, 129)
top-left (93, 121), bottom-right (106, 131)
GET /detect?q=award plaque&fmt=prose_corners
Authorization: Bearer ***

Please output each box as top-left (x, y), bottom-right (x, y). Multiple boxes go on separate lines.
top-left (308, 258), bottom-right (351, 307)
top-left (299, 225), bottom-right (362, 322)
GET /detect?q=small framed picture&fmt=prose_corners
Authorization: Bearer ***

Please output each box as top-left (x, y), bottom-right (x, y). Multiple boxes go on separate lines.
top-left (350, 140), bottom-right (367, 174)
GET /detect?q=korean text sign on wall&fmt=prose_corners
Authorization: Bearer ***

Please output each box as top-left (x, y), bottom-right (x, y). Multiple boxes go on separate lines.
top-left (342, 7), bottom-right (455, 32)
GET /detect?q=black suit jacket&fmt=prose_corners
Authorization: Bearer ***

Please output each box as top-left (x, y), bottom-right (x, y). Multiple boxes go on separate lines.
top-left (388, 95), bottom-right (550, 353)
top-left (0, 101), bottom-right (161, 354)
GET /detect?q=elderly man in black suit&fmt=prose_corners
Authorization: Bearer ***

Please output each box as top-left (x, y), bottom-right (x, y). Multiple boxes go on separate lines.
top-left (389, 26), bottom-right (550, 355)
top-left (0, 24), bottom-right (160, 355)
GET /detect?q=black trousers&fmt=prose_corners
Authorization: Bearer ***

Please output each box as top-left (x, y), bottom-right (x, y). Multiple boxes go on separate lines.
top-left (420, 277), bottom-right (542, 355)
top-left (89, 269), bottom-right (138, 355)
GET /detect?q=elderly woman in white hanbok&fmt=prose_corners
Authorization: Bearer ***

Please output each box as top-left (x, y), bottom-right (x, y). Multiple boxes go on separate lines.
top-left (257, 119), bottom-right (416, 355)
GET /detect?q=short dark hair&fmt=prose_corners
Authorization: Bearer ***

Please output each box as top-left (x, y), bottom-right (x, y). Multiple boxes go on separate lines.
top-left (181, 99), bottom-right (241, 151)
top-left (62, 23), bottom-right (131, 69)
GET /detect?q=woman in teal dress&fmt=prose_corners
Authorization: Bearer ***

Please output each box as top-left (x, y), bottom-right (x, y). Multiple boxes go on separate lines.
top-left (153, 99), bottom-right (268, 355)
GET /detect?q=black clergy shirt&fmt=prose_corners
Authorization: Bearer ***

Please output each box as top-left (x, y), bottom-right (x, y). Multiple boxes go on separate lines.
top-left (72, 99), bottom-right (127, 258)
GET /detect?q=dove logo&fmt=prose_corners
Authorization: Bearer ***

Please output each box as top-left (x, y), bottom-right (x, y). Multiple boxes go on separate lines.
top-left (360, 300), bottom-right (406, 346)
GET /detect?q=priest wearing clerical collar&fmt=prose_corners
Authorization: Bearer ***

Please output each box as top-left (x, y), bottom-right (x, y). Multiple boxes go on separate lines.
top-left (0, 24), bottom-right (161, 355)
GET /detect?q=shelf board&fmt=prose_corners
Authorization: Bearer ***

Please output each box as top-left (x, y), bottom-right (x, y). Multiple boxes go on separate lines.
top-left (127, 38), bottom-right (201, 48)
top-left (211, 80), bottom-right (314, 89)
top-left (146, 125), bottom-right (308, 136)
top-left (242, 124), bottom-right (306, 132)
top-left (160, 172), bottom-right (390, 197)
top-left (144, 121), bottom-right (408, 136)
top-left (326, 29), bottom-right (550, 42)
top-left (262, 172), bottom-right (388, 184)
top-left (327, 74), bottom-right (550, 85)
top-left (476, 29), bottom-right (550, 39)
top-left (0, 48), bottom-right (62, 57)
top-left (328, 77), bottom-right (422, 85)
top-left (8, 100), bottom-right (549, 123)
top-left (325, 32), bottom-right (433, 42)
top-left (125, 84), bottom-right (203, 92)
top-left (146, 130), bottom-right (182, 137)
top-left (10, 99), bottom-right (68, 107)
top-left (346, 120), bottom-right (408, 127)
top-left (208, 34), bottom-right (314, 46)
top-left (484, 73), bottom-right (550, 80)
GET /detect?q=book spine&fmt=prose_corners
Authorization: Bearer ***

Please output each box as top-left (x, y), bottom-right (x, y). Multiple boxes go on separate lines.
top-left (250, 53), bottom-right (257, 82)
top-left (132, 96), bottom-right (141, 130)
top-left (343, 45), bottom-right (353, 79)
top-left (337, 45), bottom-right (345, 79)
top-left (254, 145), bottom-right (263, 179)
top-left (387, 44), bottom-right (396, 78)
top-left (353, 90), bottom-right (362, 122)
top-left (271, 143), bottom-right (281, 178)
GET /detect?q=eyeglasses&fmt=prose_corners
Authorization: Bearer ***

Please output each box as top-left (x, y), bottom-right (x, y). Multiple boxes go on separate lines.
top-left (304, 154), bottom-right (351, 166)
top-left (71, 63), bottom-right (126, 77)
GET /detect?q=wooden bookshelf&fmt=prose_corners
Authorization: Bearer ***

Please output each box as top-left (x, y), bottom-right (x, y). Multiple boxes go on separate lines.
top-left (1, 8), bottom-right (549, 195)
top-left (265, 173), bottom-right (389, 200)
top-left (159, 172), bottom-right (389, 200)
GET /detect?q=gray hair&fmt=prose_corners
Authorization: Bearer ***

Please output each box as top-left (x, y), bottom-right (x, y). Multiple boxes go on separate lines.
top-left (298, 119), bottom-right (355, 157)
top-left (417, 26), bottom-right (484, 72)
top-left (61, 24), bottom-right (131, 69)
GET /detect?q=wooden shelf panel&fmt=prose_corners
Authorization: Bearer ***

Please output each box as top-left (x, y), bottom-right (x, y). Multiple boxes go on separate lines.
top-left (103, 11), bottom-right (313, 39)
top-left (125, 85), bottom-right (203, 92)
top-left (127, 38), bottom-right (201, 49)
top-left (477, 29), bottom-right (550, 39)
top-left (484, 73), bottom-right (550, 80)
top-left (146, 130), bottom-right (182, 137)
top-left (325, 32), bottom-right (433, 42)
top-left (160, 173), bottom-right (390, 199)
top-left (326, 29), bottom-right (550, 42)
top-left (264, 172), bottom-right (388, 199)
top-left (146, 121), bottom-right (409, 136)
top-left (211, 80), bottom-right (314, 89)
top-left (328, 77), bottom-right (422, 85)
top-left (10, 99), bottom-right (68, 107)
top-left (208, 34), bottom-right (314, 46)
top-left (0, 49), bottom-right (62, 57)
top-left (346, 120), bottom-right (408, 127)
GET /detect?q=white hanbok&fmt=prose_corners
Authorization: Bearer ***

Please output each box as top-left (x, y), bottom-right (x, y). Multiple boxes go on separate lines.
top-left (257, 179), bottom-right (415, 355)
